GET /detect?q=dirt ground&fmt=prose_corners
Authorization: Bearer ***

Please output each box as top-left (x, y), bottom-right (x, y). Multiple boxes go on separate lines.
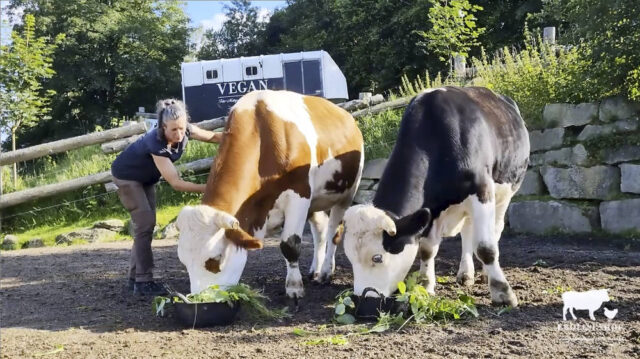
top-left (2, 233), bottom-right (639, 359)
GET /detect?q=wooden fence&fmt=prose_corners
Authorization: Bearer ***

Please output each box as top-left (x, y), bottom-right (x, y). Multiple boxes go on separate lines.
top-left (0, 95), bottom-right (402, 211)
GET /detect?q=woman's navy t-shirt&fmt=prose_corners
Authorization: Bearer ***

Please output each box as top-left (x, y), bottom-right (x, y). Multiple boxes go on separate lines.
top-left (111, 127), bottom-right (190, 185)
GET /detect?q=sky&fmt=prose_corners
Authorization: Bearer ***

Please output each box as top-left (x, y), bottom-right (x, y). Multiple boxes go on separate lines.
top-left (185, 1), bottom-right (286, 31)
top-left (0, 1), bottom-right (288, 46)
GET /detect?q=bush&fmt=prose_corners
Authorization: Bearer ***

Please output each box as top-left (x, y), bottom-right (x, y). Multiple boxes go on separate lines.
top-left (470, 31), bottom-right (595, 129)
top-left (357, 109), bottom-right (404, 160)
top-left (627, 67), bottom-right (640, 101)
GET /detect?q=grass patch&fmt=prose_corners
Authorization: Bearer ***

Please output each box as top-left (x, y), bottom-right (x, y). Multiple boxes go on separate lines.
top-left (1, 135), bottom-right (216, 235)
top-left (4, 202), bottom-right (196, 250)
top-left (357, 109), bottom-right (403, 160)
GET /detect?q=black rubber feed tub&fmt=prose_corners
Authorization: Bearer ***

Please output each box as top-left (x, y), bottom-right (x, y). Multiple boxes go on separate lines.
top-left (352, 287), bottom-right (407, 321)
top-left (174, 301), bottom-right (240, 327)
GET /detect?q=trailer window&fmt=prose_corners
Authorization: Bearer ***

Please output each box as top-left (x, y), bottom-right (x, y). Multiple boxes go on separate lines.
top-left (205, 69), bottom-right (218, 80)
top-left (245, 66), bottom-right (258, 76)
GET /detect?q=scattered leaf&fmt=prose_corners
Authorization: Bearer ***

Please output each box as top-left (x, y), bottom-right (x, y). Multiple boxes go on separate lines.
top-left (335, 313), bottom-right (356, 325)
top-left (34, 344), bottom-right (64, 357)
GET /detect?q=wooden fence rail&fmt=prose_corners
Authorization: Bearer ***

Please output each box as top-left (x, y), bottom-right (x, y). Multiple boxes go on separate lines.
top-left (0, 122), bottom-right (148, 166)
top-left (101, 116), bottom-right (227, 154)
top-left (0, 157), bottom-right (214, 209)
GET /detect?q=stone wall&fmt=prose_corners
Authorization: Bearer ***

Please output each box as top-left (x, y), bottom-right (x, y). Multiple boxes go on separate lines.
top-left (510, 96), bottom-right (640, 235)
top-left (354, 96), bottom-right (640, 235)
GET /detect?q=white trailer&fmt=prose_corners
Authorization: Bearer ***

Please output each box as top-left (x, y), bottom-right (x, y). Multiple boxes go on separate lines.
top-left (181, 50), bottom-right (348, 122)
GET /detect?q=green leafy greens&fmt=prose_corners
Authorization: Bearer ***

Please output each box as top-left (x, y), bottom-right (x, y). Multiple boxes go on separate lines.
top-left (332, 272), bottom-right (479, 332)
top-left (153, 283), bottom-right (290, 320)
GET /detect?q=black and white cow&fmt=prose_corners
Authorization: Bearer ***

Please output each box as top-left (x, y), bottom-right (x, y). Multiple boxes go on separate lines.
top-left (343, 86), bottom-right (529, 307)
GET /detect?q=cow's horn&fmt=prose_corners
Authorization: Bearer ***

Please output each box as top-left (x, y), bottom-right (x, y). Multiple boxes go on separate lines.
top-left (380, 214), bottom-right (396, 236)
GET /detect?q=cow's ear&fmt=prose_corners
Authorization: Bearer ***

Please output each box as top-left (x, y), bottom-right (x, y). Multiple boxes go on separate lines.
top-left (395, 208), bottom-right (432, 237)
top-left (177, 205), bottom-right (216, 235)
top-left (224, 228), bottom-right (263, 250)
top-left (382, 208), bottom-right (432, 255)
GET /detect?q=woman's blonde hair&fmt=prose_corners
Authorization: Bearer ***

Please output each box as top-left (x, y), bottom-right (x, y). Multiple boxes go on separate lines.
top-left (156, 99), bottom-right (189, 141)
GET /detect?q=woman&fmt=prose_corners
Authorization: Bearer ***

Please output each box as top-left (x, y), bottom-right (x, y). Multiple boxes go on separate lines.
top-left (111, 99), bottom-right (223, 296)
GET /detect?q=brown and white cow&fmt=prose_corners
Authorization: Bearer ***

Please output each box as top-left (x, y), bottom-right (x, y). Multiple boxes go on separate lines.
top-left (176, 90), bottom-right (363, 301)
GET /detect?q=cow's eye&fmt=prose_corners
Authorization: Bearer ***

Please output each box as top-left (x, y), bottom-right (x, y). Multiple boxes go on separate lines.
top-left (372, 254), bottom-right (383, 263)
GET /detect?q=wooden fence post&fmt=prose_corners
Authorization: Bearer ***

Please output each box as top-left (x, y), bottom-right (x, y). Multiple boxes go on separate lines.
top-left (543, 27), bottom-right (556, 44)
top-left (454, 55), bottom-right (466, 78)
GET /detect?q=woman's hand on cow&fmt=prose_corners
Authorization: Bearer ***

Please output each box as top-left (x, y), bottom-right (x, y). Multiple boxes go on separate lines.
top-left (152, 155), bottom-right (207, 193)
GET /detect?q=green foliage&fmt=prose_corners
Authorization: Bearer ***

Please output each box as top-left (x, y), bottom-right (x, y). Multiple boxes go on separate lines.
top-left (332, 272), bottom-right (479, 333)
top-left (529, 0), bottom-right (640, 100)
top-left (396, 272), bottom-right (479, 324)
top-left (7, 0), bottom-right (189, 145)
top-left (473, 0), bottom-right (543, 55)
top-left (302, 335), bottom-right (349, 346)
top-left (155, 283), bottom-right (290, 320)
top-left (333, 289), bottom-right (356, 325)
top-left (416, 0), bottom-right (485, 70)
top-left (396, 71), bottom-right (463, 98)
top-left (1, 137), bottom-right (216, 235)
top-left (260, 0), bottom-right (439, 97)
top-left (0, 14), bottom-right (63, 184)
top-left (471, 30), bottom-right (594, 129)
top-left (627, 66), bottom-right (640, 101)
top-left (197, 0), bottom-right (266, 60)
top-left (542, 285), bottom-right (572, 295)
top-left (357, 109), bottom-right (404, 160)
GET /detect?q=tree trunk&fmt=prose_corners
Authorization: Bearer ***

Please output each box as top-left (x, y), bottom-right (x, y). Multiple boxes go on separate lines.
top-left (12, 130), bottom-right (17, 187)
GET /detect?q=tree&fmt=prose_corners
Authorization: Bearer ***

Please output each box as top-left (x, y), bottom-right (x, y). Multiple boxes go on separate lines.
top-left (529, 0), bottom-right (640, 99)
top-left (7, 0), bottom-right (190, 146)
top-left (474, 0), bottom-right (542, 55)
top-left (197, 0), bottom-right (267, 60)
top-left (0, 14), bottom-right (63, 185)
top-left (258, 0), bottom-right (439, 97)
top-left (415, 0), bottom-right (485, 75)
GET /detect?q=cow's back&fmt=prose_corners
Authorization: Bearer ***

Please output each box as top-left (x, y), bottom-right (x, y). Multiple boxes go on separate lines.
top-left (373, 86), bottom-right (529, 219)
top-left (203, 90), bottom-right (363, 233)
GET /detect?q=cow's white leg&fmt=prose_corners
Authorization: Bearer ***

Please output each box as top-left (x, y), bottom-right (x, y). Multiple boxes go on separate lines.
top-left (318, 204), bottom-right (348, 283)
top-left (481, 183), bottom-right (515, 285)
top-left (471, 182), bottom-right (518, 307)
top-left (563, 306), bottom-right (568, 321)
top-left (418, 233), bottom-right (442, 295)
top-left (280, 196), bottom-right (311, 300)
top-left (588, 309), bottom-right (596, 321)
top-left (308, 211), bottom-right (329, 281)
top-left (457, 219), bottom-right (475, 287)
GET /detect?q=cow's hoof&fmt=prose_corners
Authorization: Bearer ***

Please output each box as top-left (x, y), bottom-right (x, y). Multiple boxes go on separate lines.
top-left (318, 272), bottom-right (332, 284)
top-left (479, 273), bottom-right (488, 284)
top-left (309, 272), bottom-right (321, 283)
top-left (286, 285), bottom-right (304, 300)
top-left (490, 280), bottom-right (518, 307)
top-left (456, 272), bottom-right (475, 287)
top-left (288, 294), bottom-right (301, 312)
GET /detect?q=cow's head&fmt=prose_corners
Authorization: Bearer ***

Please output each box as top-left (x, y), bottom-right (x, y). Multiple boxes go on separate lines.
top-left (342, 204), bottom-right (432, 297)
top-left (176, 205), bottom-right (262, 293)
